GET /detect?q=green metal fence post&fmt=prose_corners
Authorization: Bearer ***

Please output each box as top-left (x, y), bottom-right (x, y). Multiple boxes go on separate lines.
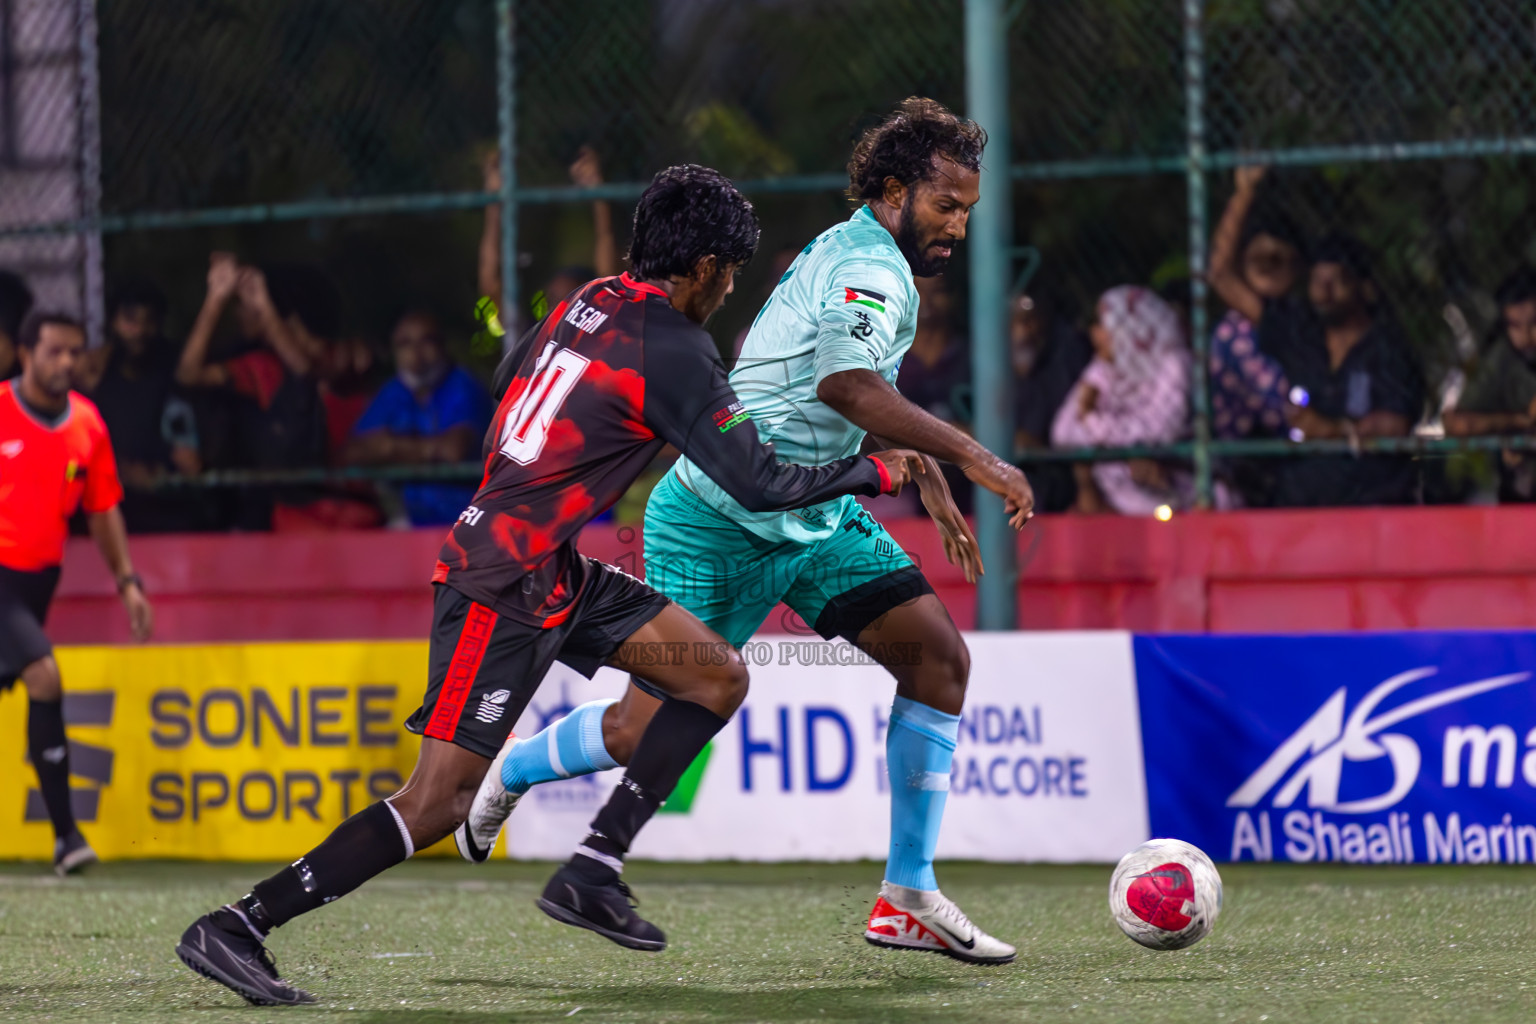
top-left (1183, 0), bottom-right (1212, 507)
top-left (495, 0), bottom-right (517, 344)
top-left (966, 0), bottom-right (1018, 631)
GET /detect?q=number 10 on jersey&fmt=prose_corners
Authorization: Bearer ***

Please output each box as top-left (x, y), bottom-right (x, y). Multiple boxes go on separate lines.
top-left (498, 343), bottom-right (592, 465)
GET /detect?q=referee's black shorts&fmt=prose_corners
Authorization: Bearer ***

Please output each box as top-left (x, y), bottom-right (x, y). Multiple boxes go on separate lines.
top-left (404, 557), bottom-right (670, 759)
top-left (0, 564), bottom-right (61, 689)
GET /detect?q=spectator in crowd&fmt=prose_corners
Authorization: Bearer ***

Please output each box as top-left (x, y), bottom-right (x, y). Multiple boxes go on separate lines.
top-left (82, 280), bottom-right (205, 532)
top-left (177, 254), bottom-right (330, 529)
top-left (1210, 170), bottom-right (1424, 506)
top-left (316, 333), bottom-right (382, 461)
top-left (1053, 286), bottom-right (1203, 515)
top-left (1207, 169), bottom-right (1305, 441)
top-left (1444, 266), bottom-right (1536, 500)
top-left (346, 309), bottom-right (492, 526)
top-left (479, 145), bottom-right (619, 332)
top-left (0, 271), bottom-right (34, 380)
top-left (893, 275), bottom-right (973, 514)
top-left (304, 332), bottom-right (389, 529)
top-left (1011, 288), bottom-right (1093, 512)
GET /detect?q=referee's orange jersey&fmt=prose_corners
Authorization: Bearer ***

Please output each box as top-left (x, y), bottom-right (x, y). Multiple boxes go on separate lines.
top-left (0, 381), bottom-right (123, 571)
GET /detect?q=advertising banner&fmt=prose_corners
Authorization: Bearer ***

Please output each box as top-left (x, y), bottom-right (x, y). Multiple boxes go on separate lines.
top-left (500, 632), bottom-right (1149, 863)
top-left (3, 633), bottom-right (1147, 864)
top-left (0, 642), bottom-right (430, 860)
top-left (1135, 632), bottom-right (1536, 864)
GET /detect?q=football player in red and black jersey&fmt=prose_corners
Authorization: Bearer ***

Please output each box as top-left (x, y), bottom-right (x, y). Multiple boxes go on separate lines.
top-left (0, 312), bottom-right (154, 875)
top-left (176, 165), bottom-right (924, 1006)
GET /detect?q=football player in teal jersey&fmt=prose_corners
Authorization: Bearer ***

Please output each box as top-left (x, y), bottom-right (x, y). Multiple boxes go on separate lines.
top-left (463, 98), bottom-right (1034, 963)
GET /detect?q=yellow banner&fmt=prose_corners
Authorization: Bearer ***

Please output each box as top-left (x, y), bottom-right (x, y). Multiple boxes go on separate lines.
top-left (0, 641), bottom-right (451, 861)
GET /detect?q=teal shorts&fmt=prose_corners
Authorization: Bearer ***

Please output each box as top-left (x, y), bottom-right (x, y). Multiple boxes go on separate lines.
top-left (643, 473), bottom-right (932, 649)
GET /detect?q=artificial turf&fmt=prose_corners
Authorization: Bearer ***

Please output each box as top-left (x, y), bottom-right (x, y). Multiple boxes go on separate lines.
top-left (1, 859), bottom-right (1532, 1023)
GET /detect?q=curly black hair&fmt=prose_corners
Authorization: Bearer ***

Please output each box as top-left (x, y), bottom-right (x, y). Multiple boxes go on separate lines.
top-left (628, 164), bottom-right (760, 281)
top-left (847, 97), bottom-right (987, 204)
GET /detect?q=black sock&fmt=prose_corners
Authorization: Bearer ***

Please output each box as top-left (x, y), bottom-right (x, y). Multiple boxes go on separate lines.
top-left (578, 698), bottom-right (727, 874)
top-left (27, 699), bottom-right (74, 840)
top-left (231, 801), bottom-right (413, 935)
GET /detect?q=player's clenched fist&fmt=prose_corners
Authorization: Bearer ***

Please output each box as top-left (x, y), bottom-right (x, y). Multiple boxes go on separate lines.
top-left (868, 448), bottom-right (926, 497)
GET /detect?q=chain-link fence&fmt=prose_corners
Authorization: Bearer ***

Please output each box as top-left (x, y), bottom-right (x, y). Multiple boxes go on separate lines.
top-left (2, 0), bottom-right (1535, 517)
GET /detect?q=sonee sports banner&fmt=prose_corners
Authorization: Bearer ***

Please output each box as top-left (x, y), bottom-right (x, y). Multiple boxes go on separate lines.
top-left (0, 642), bottom-right (433, 861)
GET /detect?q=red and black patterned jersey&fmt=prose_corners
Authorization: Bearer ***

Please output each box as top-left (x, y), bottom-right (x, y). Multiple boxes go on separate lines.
top-left (435, 272), bottom-right (887, 625)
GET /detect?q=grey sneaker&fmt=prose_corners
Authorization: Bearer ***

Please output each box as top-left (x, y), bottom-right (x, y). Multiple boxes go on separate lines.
top-left (53, 831), bottom-right (96, 877)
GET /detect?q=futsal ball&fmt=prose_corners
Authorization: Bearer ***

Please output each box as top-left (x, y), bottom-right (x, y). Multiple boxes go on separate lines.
top-left (1108, 838), bottom-right (1222, 950)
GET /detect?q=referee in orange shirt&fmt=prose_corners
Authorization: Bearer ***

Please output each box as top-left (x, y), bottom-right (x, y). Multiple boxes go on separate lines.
top-left (0, 311), bottom-right (153, 874)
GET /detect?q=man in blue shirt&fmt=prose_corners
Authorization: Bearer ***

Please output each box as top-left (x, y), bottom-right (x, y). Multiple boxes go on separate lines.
top-left (348, 310), bottom-right (493, 525)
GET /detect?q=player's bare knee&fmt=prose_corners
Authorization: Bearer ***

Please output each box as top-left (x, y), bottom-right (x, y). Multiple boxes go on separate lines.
top-left (903, 634), bottom-right (968, 714)
top-left (20, 657), bottom-right (61, 701)
top-left (602, 712), bottom-right (644, 766)
top-left (711, 652), bottom-right (749, 715)
top-left (936, 635), bottom-right (971, 705)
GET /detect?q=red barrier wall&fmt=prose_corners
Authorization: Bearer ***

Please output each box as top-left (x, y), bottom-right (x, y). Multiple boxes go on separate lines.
top-left (51, 504), bottom-right (1536, 644)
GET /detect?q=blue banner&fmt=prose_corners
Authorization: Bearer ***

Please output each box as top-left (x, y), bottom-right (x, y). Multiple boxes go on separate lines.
top-left (1134, 632), bottom-right (1536, 864)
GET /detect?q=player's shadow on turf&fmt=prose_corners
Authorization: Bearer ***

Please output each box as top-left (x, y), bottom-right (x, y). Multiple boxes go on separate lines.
top-left (426, 978), bottom-right (970, 1022)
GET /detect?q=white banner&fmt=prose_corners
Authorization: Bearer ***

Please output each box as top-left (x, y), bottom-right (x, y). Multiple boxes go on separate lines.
top-left (501, 632), bottom-right (1148, 863)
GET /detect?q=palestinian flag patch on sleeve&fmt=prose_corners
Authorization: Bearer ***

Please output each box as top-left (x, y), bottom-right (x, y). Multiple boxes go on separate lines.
top-left (843, 287), bottom-right (887, 313)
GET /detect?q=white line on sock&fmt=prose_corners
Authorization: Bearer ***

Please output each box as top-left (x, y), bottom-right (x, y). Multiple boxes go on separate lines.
top-left (383, 799), bottom-right (416, 859)
top-left (574, 844), bottom-right (624, 874)
top-left (548, 723), bottom-right (569, 778)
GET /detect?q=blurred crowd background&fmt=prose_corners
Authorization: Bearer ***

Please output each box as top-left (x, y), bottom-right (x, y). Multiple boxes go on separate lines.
top-left (2, 0), bottom-right (1535, 532)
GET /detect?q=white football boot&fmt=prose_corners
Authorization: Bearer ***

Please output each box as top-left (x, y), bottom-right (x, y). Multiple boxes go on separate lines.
top-left (864, 882), bottom-right (1017, 964)
top-left (454, 732), bottom-right (524, 863)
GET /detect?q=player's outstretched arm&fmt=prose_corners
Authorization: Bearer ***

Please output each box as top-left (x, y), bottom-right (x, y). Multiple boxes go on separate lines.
top-left (821, 368), bottom-right (1033, 527)
top-left (643, 324), bottom-right (917, 511)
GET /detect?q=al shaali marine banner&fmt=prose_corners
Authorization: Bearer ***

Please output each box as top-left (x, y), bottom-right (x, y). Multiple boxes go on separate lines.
top-left (1135, 632), bottom-right (1536, 865)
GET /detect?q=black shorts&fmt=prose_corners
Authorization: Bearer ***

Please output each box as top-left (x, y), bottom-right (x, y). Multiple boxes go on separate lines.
top-left (404, 557), bottom-right (670, 759)
top-left (0, 564), bottom-right (60, 689)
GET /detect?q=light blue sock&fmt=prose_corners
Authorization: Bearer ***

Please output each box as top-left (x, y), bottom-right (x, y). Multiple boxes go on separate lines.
top-left (885, 695), bottom-right (960, 891)
top-left (501, 698), bottom-right (619, 793)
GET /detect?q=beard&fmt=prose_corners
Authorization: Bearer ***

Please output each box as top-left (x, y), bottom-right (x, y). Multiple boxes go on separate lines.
top-left (894, 200), bottom-right (956, 278)
top-left (32, 371), bottom-right (72, 402)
